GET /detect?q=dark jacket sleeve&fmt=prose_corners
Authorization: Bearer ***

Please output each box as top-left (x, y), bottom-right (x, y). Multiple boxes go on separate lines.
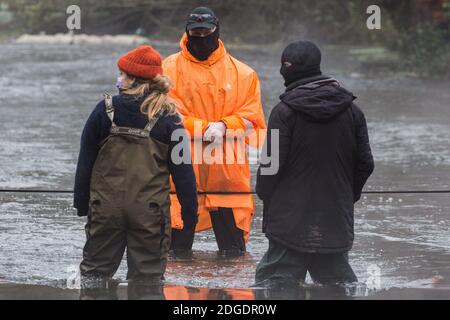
top-left (256, 102), bottom-right (295, 201)
top-left (352, 104), bottom-right (375, 202)
top-left (73, 101), bottom-right (111, 216)
top-left (158, 115), bottom-right (198, 229)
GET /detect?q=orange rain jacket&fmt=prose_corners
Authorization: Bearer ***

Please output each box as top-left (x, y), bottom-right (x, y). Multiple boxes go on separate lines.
top-left (163, 34), bottom-right (266, 241)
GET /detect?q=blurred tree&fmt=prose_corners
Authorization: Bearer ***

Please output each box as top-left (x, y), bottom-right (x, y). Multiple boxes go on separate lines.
top-left (3, 0), bottom-right (449, 76)
top-left (3, 0), bottom-right (447, 40)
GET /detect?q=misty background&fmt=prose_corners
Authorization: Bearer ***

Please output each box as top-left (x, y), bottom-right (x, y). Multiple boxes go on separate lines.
top-left (1, 0), bottom-right (449, 77)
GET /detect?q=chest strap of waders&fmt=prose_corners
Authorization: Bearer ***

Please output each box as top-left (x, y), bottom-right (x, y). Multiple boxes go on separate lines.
top-left (103, 93), bottom-right (116, 127)
top-left (103, 93), bottom-right (161, 137)
top-left (143, 118), bottom-right (157, 133)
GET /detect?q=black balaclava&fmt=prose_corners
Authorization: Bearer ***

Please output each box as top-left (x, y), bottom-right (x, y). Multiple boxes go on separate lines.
top-left (280, 41), bottom-right (322, 87)
top-left (186, 7), bottom-right (220, 61)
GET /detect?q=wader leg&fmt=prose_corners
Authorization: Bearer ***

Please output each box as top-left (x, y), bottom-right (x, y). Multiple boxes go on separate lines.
top-left (125, 205), bottom-right (169, 281)
top-left (255, 240), bottom-right (307, 287)
top-left (80, 207), bottom-right (126, 279)
top-left (209, 207), bottom-right (246, 255)
top-left (79, 281), bottom-right (119, 300)
top-left (306, 252), bottom-right (358, 285)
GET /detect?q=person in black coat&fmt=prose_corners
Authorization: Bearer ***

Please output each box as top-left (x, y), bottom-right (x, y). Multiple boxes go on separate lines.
top-left (255, 41), bottom-right (374, 286)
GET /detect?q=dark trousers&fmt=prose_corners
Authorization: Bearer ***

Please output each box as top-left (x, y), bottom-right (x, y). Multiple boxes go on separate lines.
top-left (255, 240), bottom-right (357, 286)
top-left (170, 207), bottom-right (246, 252)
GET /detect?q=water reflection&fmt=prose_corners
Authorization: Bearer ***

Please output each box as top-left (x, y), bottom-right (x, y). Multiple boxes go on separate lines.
top-left (77, 281), bottom-right (370, 300)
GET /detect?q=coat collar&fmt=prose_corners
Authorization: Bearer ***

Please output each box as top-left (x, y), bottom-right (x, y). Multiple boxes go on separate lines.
top-left (285, 74), bottom-right (331, 92)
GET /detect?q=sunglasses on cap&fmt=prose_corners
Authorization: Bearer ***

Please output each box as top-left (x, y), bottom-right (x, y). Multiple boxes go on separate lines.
top-left (188, 13), bottom-right (218, 24)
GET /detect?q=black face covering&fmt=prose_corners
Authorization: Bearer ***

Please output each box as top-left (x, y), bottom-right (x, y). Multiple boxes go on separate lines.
top-left (280, 41), bottom-right (322, 87)
top-left (186, 25), bottom-right (220, 61)
top-left (280, 63), bottom-right (322, 87)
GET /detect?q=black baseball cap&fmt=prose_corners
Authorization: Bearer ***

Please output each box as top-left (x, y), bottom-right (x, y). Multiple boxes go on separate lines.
top-left (186, 7), bottom-right (218, 31)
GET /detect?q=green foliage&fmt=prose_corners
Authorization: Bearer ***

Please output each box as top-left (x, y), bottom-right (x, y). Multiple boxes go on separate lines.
top-left (2, 0), bottom-right (380, 42)
top-left (393, 23), bottom-right (450, 77)
top-left (444, 0), bottom-right (450, 15)
top-left (2, 0), bottom-right (449, 77)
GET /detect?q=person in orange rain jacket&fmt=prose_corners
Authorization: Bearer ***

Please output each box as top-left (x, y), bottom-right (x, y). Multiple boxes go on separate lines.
top-left (162, 7), bottom-right (266, 258)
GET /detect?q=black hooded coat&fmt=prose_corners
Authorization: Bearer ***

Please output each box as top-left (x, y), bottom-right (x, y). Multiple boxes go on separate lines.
top-left (256, 75), bottom-right (374, 253)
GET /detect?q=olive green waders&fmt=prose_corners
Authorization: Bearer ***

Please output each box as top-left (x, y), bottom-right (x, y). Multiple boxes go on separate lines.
top-left (80, 94), bottom-right (171, 282)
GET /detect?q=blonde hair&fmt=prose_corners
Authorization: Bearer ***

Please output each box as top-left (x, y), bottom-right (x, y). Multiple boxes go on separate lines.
top-left (121, 74), bottom-right (179, 122)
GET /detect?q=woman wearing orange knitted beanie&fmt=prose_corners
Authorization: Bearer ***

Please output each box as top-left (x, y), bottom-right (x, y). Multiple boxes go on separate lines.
top-left (74, 45), bottom-right (198, 286)
top-left (117, 45), bottom-right (163, 80)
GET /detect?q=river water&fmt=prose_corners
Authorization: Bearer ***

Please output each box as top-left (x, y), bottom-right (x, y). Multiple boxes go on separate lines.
top-left (0, 41), bottom-right (449, 296)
